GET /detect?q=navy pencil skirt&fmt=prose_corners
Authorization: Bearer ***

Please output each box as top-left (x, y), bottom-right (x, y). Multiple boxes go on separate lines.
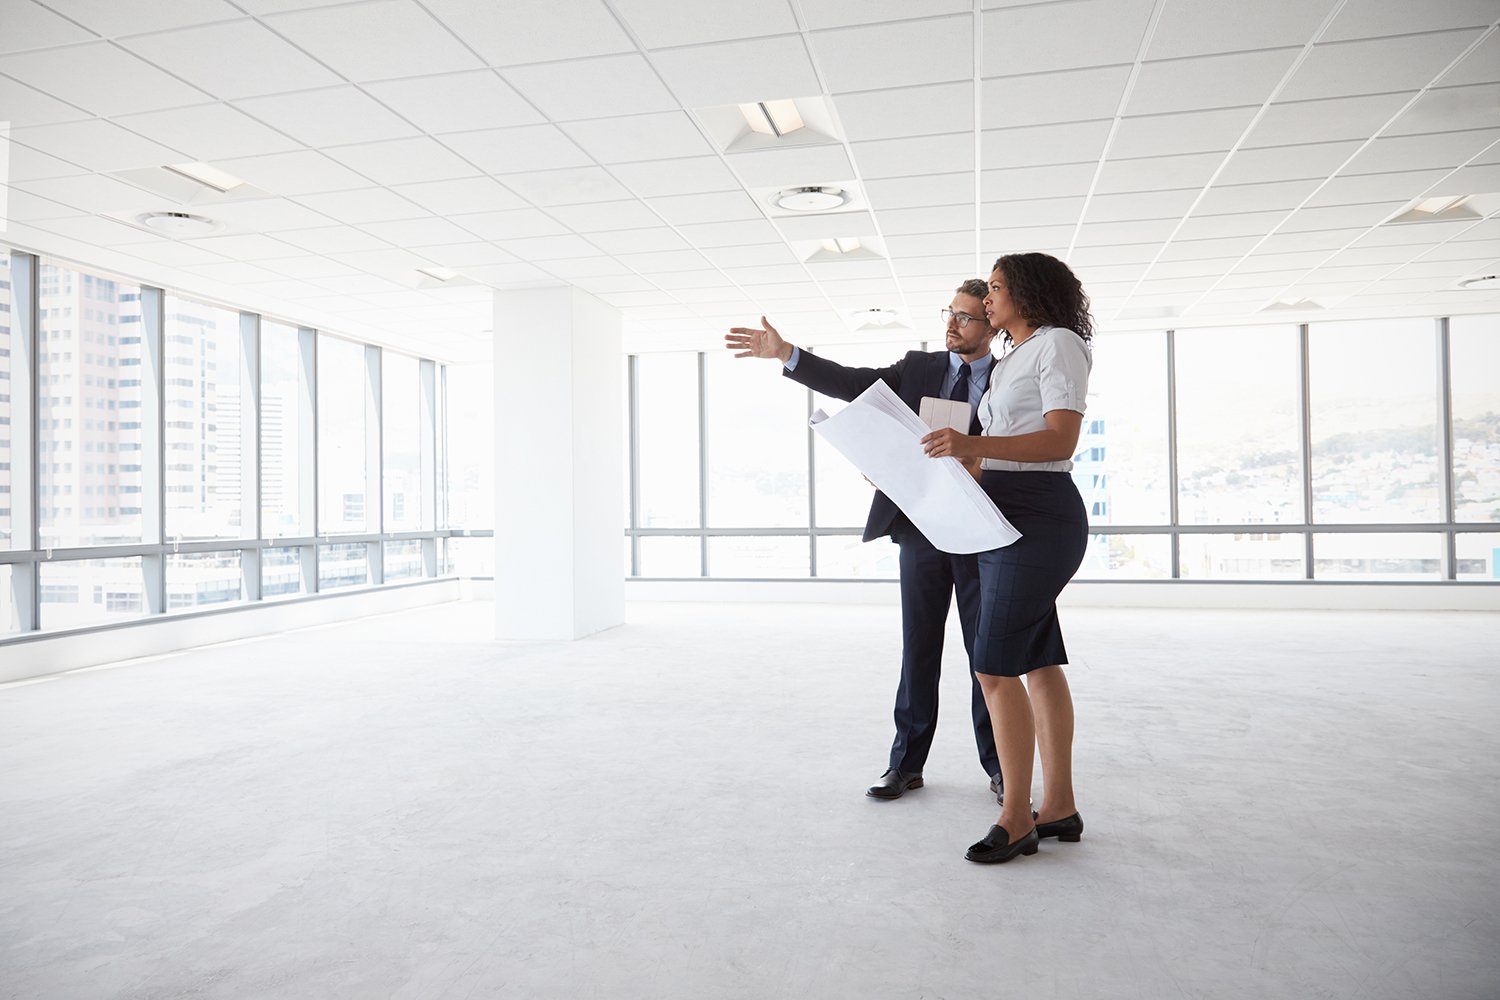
top-left (971, 471), bottom-right (1089, 677)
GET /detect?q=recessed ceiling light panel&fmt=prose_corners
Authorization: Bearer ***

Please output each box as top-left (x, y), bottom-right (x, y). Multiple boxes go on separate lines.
top-left (738, 99), bottom-right (805, 137)
top-left (1458, 274), bottom-right (1500, 290)
top-left (774, 186), bottom-right (850, 212)
top-left (136, 211), bottom-right (223, 237)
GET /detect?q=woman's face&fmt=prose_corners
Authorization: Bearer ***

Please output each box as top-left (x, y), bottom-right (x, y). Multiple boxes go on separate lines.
top-left (984, 268), bottom-right (1019, 331)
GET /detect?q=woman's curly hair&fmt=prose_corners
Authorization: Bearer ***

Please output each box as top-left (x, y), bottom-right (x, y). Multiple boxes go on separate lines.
top-left (992, 252), bottom-right (1094, 342)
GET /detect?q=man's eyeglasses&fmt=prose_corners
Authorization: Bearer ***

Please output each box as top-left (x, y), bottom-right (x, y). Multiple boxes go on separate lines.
top-left (941, 308), bottom-right (984, 328)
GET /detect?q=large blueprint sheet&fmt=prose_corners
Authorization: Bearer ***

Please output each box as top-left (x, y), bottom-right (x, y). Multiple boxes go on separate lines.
top-left (810, 380), bottom-right (1020, 555)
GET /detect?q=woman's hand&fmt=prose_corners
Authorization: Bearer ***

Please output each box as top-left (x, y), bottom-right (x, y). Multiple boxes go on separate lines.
top-left (920, 427), bottom-right (976, 459)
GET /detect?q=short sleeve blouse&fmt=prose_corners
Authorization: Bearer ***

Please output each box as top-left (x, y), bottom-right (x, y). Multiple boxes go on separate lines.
top-left (977, 326), bottom-right (1092, 473)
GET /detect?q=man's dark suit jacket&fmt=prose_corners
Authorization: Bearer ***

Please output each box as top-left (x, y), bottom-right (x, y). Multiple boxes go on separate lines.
top-left (784, 348), bottom-right (972, 543)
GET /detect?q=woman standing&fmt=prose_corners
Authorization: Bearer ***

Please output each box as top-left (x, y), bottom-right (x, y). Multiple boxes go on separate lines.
top-left (920, 252), bottom-right (1094, 864)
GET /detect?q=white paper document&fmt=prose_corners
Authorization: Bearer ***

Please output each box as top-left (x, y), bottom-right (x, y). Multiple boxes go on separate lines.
top-left (810, 380), bottom-right (1021, 555)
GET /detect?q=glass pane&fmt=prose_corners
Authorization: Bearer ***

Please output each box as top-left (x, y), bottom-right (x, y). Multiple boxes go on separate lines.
top-left (1309, 319), bottom-right (1440, 523)
top-left (37, 263), bottom-right (144, 547)
top-left (1449, 315), bottom-right (1500, 524)
top-left (1074, 533), bottom-right (1172, 579)
top-left (1, 565), bottom-right (18, 634)
top-left (166, 551), bottom-right (243, 610)
top-left (1312, 532), bottom-right (1442, 580)
top-left (703, 352), bottom-right (808, 528)
top-left (1178, 533), bottom-right (1305, 580)
top-left (383, 538), bottom-right (423, 580)
top-left (446, 536), bottom-right (494, 577)
top-left (1075, 331), bottom-right (1170, 525)
top-left (164, 297), bottom-right (243, 539)
top-left (318, 542), bottom-right (368, 590)
top-left (262, 545), bottom-right (304, 599)
top-left (636, 352), bottom-right (700, 528)
top-left (638, 536), bottom-right (701, 577)
top-left (445, 364), bottom-right (493, 530)
top-left (261, 321), bottom-right (306, 538)
top-left (707, 536), bottom-right (809, 577)
top-left (1455, 532), bottom-right (1500, 580)
top-left (0, 252), bottom-right (12, 549)
top-left (383, 353), bottom-right (422, 531)
top-left (39, 557), bottom-right (145, 630)
top-left (815, 534), bottom-right (900, 579)
top-left (1175, 325), bottom-right (1303, 525)
top-left (318, 336), bottom-right (367, 533)
top-left (810, 344), bottom-right (905, 529)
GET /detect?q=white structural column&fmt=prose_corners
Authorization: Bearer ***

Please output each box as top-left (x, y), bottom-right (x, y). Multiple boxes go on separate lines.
top-left (493, 286), bottom-right (623, 640)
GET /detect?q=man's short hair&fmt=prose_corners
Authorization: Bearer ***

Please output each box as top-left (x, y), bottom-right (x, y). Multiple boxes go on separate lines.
top-left (956, 278), bottom-right (988, 300)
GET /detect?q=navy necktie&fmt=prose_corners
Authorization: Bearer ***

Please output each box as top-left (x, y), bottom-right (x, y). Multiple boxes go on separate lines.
top-left (949, 362), bottom-right (970, 403)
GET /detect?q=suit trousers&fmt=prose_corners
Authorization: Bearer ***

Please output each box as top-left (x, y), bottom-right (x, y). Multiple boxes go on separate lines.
top-left (888, 515), bottom-right (1001, 778)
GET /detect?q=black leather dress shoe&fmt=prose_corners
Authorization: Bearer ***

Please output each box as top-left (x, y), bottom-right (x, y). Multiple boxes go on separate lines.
top-left (867, 768), bottom-right (923, 799)
top-left (1035, 812), bottom-right (1084, 842)
top-left (965, 824), bottom-right (1040, 864)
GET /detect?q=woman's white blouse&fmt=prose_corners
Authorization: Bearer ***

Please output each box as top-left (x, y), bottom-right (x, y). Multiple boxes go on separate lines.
top-left (977, 326), bottom-right (1092, 473)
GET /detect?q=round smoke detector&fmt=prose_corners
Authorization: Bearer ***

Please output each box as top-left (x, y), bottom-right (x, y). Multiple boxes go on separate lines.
top-left (773, 186), bottom-right (850, 212)
top-left (137, 211), bottom-right (222, 237)
top-left (1458, 274), bottom-right (1499, 290)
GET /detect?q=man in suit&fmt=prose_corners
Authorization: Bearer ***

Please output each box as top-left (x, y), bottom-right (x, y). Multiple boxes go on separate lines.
top-left (724, 280), bottom-right (1004, 802)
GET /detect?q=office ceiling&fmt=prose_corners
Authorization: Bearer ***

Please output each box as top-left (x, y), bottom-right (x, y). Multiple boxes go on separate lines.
top-left (2, 0), bottom-right (1499, 361)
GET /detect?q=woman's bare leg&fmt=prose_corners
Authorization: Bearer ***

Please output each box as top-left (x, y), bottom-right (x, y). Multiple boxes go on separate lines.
top-left (978, 673), bottom-right (1036, 837)
top-left (1027, 665), bottom-right (1077, 823)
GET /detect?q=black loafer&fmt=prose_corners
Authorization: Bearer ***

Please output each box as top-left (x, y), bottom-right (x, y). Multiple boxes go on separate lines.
top-left (867, 768), bottom-right (923, 799)
top-left (1035, 812), bottom-right (1084, 842)
top-left (965, 824), bottom-right (1040, 864)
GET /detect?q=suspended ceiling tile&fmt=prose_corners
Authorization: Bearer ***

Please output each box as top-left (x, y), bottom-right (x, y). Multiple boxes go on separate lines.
top-left (725, 145), bottom-right (856, 189)
top-left (421, 0), bottom-right (634, 67)
top-left (438, 124), bottom-right (593, 175)
top-left (1095, 151), bottom-right (1225, 194)
top-left (611, 156), bottom-right (742, 198)
top-left (850, 133), bottom-right (974, 180)
top-left (4, 144), bottom-right (90, 182)
top-left (234, 87), bottom-right (421, 147)
top-left (1215, 140), bottom-right (1364, 185)
top-left (215, 150), bottom-right (372, 197)
top-left (546, 202), bottom-right (669, 234)
top-left (645, 190), bottom-right (762, 226)
top-left (293, 188), bottom-right (428, 225)
top-left (324, 137), bottom-right (478, 187)
top-left (982, 197), bottom-right (1084, 230)
top-left (503, 54), bottom-right (679, 121)
top-left (360, 216), bottom-right (481, 248)
top-left (1321, 0), bottom-right (1498, 43)
top-left (389, 177), bottom-right (529, 217)
top-left (1110, 106), bottom-right (1259, 159)
top-left (675, 219), bottom-right (785, 247)
top-left (272, 226), bottom-right (394, 255)
top-left (1146, 0), bottom-right (1330, 60)
top-left (210, 197), bottom-right (339, 232)
top-left (653, 35), bottom-right (822, 107)
top-left (1342, 128), bottom-right (1500, 175)
top-left (1154, 234), bottom-right (1260, 260)
top-left (865, 173), bottom-right (975, 211)
top-left (799, 0), bottom-right (970, 30)
top-left (492, 233), bottom-right (604, 261)
top-left (112, 103), bottom-right (303, 162)
top-left (257, 255), bottom-right (367, 279)
top-left (363, 72), bottom-right (546, 134)
top-left (610, 0), bottom-right (798, 48)
top-left (1304, 169), bottom-right (1452, 208)
top-left (560, 112), bottom-right (718, 164)
top-left (1281, 201), bottom-right (1408, 233)
top-left (445, 208), bottom-right (569, 241)
top-left (1439, 30), bottom-right (1500, 86)
top-left (1384, 83), bottom-right (1500, 137)
top-left (613, 248), bottom-right (714, 272)
top-left (1129, 48), bottom-right (1301, 116)
top-left (498, 166), bottom-right (633, 206)
top-left (1085, 189), bottom-right (1200, 224)
top-left (410, 243), bottom-right (517, 268)
top-left (10, 119), bottom-right (187, 173)
top-left (982, 65), bottom-right (1132, 129)
top-left (179, 259), bottom-right (286, 283)
top-left (701, 243), bottom-right (801, 268)
top-left (37, 0), bottom-right (243, 36)
top-left (980, 0), bottom-right (1154, 76)
top-left (0, 75), bottom-right (90, 128)
top-left (0, 2), bottom-right (98, 52)
top-left (835, 82), bottom-right (974, 142)
top-left (12, 173), bottom-right (164, 214)
top-left (812, 15), bottom-right (971, 93)
top-left (1195, 179), bottom-right (1321, 216)
top-left (188, 233), bottom-right (306, 261)
top-left (0, 42), bottom-right (210, 116)
top-left (30, 214), bottom-right (164, 246)
top-left (264, 0), bottom-right (483, 81)
top-left (121, 21), bottom-right (343, 100)
top-left (981, 120), bottom-right (1113, 170)
top-left (583, 227), bottom-right (690, 254)
top-left (982, 162), bottom-right (1098, 202)
top-left (1174, 210), bottom-right (1288, 241)
top-left (1244, 92), bottom-right (1414, 149)
top-left (1279, 30), bottom-right (1486, 103)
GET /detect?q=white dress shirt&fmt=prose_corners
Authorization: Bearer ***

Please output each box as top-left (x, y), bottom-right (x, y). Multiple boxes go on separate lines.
top-left (977, 326), bottom-right (1092, 473)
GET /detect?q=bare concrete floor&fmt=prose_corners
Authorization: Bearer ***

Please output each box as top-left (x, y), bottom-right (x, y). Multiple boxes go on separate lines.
top-left (1, 600), bottom-right (1497, 1000)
